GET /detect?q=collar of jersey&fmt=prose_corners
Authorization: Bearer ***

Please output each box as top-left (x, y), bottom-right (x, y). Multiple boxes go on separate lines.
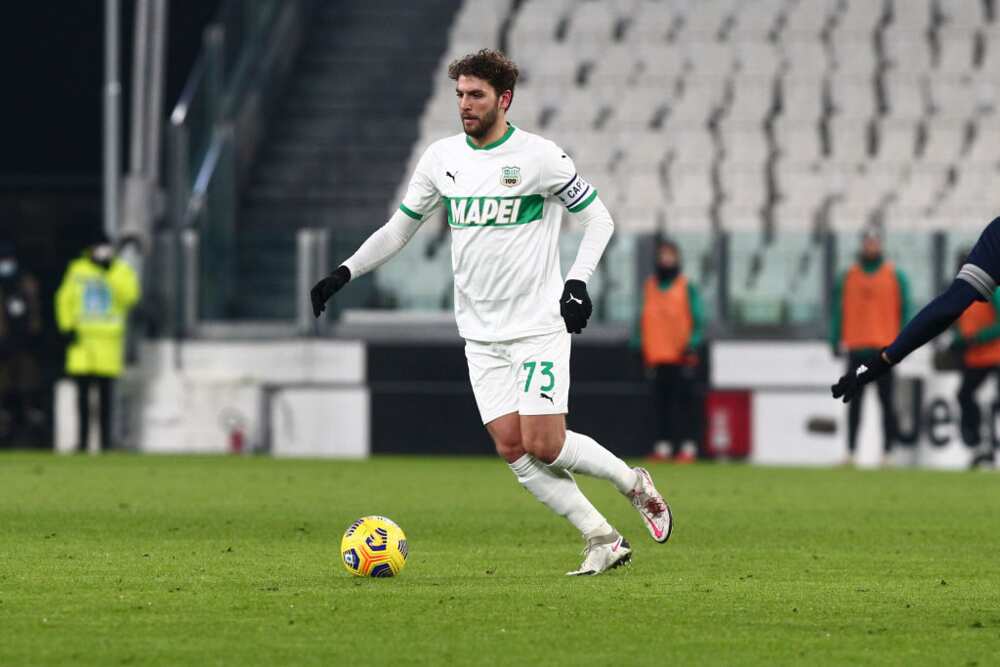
top-left (466, 123), bottom-right (515, 151)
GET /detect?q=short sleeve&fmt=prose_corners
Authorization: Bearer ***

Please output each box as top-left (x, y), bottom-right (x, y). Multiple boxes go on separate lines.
top-left (399, 147), bottom-right (441, 221)
top-left (541, 142), bottom-right (598, 213)
top-left (958, 216), bottom-right (1000, 301)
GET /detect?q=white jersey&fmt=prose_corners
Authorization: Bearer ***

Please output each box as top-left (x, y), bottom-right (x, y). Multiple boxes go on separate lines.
top-left (399, 124), bottom-right (597, 342)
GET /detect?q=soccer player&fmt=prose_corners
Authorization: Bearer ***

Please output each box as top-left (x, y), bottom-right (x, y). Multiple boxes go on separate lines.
top-left (310, 49), bottom-right (672, 575)
top-left (832, 216), bottom-right (1000, 409)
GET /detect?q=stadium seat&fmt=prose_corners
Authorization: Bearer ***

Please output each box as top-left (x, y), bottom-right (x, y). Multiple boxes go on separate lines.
top-left (919, 121), bottom-right (966, 162)
top-left (731, 0), bottom-right (786, 41)
top-left (783, 0), bottom-right (837, 39)
top-left (779, 76), bottom-right (825, 122)
top-left (884, 74), bottom-right (928, 120)
top-left (627, 1), bottom-right (673, 43)
top-left (884, 33), bottom-right (934, 75)
top-left (828, 117), bottom-right (871, 164)
top-left (890, 0), bottom-right (932, 33)
top-left (874, 118), bottom-right (918, 161)
top-left (728, 78), bottom-right (776, 122)
top-left (677, 0), bottom-right (737, 41)
top-left (836, 0), bottom-right (883, 36)
top-left (928, 77), bottom-right (977, 118)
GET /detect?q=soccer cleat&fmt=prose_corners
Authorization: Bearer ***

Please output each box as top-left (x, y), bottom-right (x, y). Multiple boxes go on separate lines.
top-left (566, 533), bottom-right (631, 576)
top-left (628, 467), bottom-right (673, 544)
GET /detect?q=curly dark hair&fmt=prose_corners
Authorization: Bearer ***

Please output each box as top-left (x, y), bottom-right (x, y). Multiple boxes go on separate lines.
top-left (447, 49), bottom-right (519, 109)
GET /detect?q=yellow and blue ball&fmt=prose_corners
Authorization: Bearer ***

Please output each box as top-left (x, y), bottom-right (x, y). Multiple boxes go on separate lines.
top-left (340, 515), bottom-right (408, 577)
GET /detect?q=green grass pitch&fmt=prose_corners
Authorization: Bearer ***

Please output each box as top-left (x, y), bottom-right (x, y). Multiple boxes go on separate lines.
top-left (2, 453), bottom-right (1000, 665)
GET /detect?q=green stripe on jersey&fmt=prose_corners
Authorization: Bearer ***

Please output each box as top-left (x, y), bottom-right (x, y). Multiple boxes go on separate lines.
top-left (568, 190), bottom-right (598, 213)
top-left (445, 195), bottom-right (544, 227)
top-left (399, 204), bottom-right (423, 220)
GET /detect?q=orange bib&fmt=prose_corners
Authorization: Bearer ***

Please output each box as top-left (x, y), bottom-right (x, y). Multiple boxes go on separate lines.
top-left (958, 300), bottom-right (1000, 367)
top-left (841, 262), bottom-right (901, 351)
top-left (641, 275), bottom-right (693, 366)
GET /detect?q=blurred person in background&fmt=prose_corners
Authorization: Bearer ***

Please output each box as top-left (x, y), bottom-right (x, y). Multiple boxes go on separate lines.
top-left (636, 238), bottom-right (705, 463)
top-left (0, 240), bottom-right (45, 446)
top-left (949, 248), bottom-right (1000, 469)
top-left (830, 229), bottom-right (910, 466)
top-left (55, 233), bottom-right (140, 453)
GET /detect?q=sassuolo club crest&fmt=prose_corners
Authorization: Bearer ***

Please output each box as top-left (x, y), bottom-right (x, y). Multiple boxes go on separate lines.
top-left (501, 166), bottom-right (521, 187)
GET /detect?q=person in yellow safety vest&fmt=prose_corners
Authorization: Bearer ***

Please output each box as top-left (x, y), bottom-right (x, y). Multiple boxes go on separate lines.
top-left (55, 234), bottom-right (140, 452)
top-left (830, 228), bottom-right (910, 466)
top-left (634, 239), bottom-right (705, 463)
top-left (949, 249), bottom-right (1000, 469)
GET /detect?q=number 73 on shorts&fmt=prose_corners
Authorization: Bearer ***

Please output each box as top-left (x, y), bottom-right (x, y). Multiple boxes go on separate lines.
top-left (523, 360), bottom-right (556, 393)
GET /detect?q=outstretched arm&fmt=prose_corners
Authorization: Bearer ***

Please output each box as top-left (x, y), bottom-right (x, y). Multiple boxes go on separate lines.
top-left (310, 207), bottom-right (433, 317)
top-left (342, 207), bottom-right (432, 278)
top-left (311, 145), bottom-right (442, 318)
top-left (833, 215), bottom-right (1000, 402)
top-left (832, 279), bottom-right (980, 403)
top-left (882, 279), bottom-right (979, 364)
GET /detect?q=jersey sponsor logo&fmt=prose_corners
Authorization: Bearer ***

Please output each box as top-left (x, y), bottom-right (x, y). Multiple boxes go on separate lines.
top-left (500, 166), bottom-right (521, 187)
top-left (445, 195), bottom-right (544, 227)
top-left (446, 170), bottom-right (458, 183)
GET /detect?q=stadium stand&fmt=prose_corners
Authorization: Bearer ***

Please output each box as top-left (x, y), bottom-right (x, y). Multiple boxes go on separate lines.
top-left (384, 0), bottom-right (1000, 327)
top-left (233, 0), bottom-right (463, 319)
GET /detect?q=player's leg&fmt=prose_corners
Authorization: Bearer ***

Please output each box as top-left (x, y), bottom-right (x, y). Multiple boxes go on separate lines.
top-left (516, 331), bottom-right (671, 543)
top-left (522, 414), bottom-right (635, 492)
top-left (487, 412), bottom-right (613, 538)
top-left (957, 367), bottom-right (988, 446)
top-left (467, 339), bottom-right (618, 564)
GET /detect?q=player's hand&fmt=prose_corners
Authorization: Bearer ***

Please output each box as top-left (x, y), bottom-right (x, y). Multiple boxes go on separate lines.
top-left (560, 279), bottom-right (592, 334)
top-left (831, 351), bottom-right (892, 403)
top-left (310, 265), bottom-right (351, 318)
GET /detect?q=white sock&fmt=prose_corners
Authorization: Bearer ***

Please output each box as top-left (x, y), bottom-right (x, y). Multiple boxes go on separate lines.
top-left (508, 454), bottom-right (612, 540)
top-left (550, 430), bottom-right (639, 495)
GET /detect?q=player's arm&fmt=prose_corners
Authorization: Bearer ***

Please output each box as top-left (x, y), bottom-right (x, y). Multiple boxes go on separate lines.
top-left (953, 288), bottom-right (1000, 349)
top-left (687, 282), bottom-right (705, 349)
top-left (310, 149), bottom-right (441, 317)
top-left (832, 217), bottom-right (1000, 402)
top-left (544, 143), bottom-right (612, 333)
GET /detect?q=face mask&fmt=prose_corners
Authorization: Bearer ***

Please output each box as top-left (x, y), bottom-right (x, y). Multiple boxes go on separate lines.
top-left (0, 259), bottom-right (16, 278)
top-left (656, 265), bottom-right (680, 282)
top-left (861, 252), bottom-right (883, 268)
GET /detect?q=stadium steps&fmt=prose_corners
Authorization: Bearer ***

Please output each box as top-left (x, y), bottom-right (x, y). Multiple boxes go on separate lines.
top-left (233, 0), bottom-right (462, 320)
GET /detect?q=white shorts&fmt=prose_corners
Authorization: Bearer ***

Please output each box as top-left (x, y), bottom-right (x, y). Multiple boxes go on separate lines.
top-left (464, 330), bottom-right (571, 424)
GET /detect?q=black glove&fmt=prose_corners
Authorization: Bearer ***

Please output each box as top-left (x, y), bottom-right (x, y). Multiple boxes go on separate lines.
top-left (560, 279), bottom-right (592, 334)
top-left (831, 351), bottom-right (892, 404)
top-left (310, 265), bottom-right (351, 318)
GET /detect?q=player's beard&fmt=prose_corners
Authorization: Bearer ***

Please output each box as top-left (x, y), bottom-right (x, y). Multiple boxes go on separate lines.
top-left (463, 104), bottom-right (501, 139)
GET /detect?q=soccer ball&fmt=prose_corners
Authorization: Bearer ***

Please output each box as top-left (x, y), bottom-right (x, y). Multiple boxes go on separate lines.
top-left (340, 515), bottom-right (408, 577)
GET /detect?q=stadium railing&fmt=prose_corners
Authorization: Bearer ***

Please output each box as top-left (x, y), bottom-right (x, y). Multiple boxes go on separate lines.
top-left (161, 0), bottom-right (308, 336)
